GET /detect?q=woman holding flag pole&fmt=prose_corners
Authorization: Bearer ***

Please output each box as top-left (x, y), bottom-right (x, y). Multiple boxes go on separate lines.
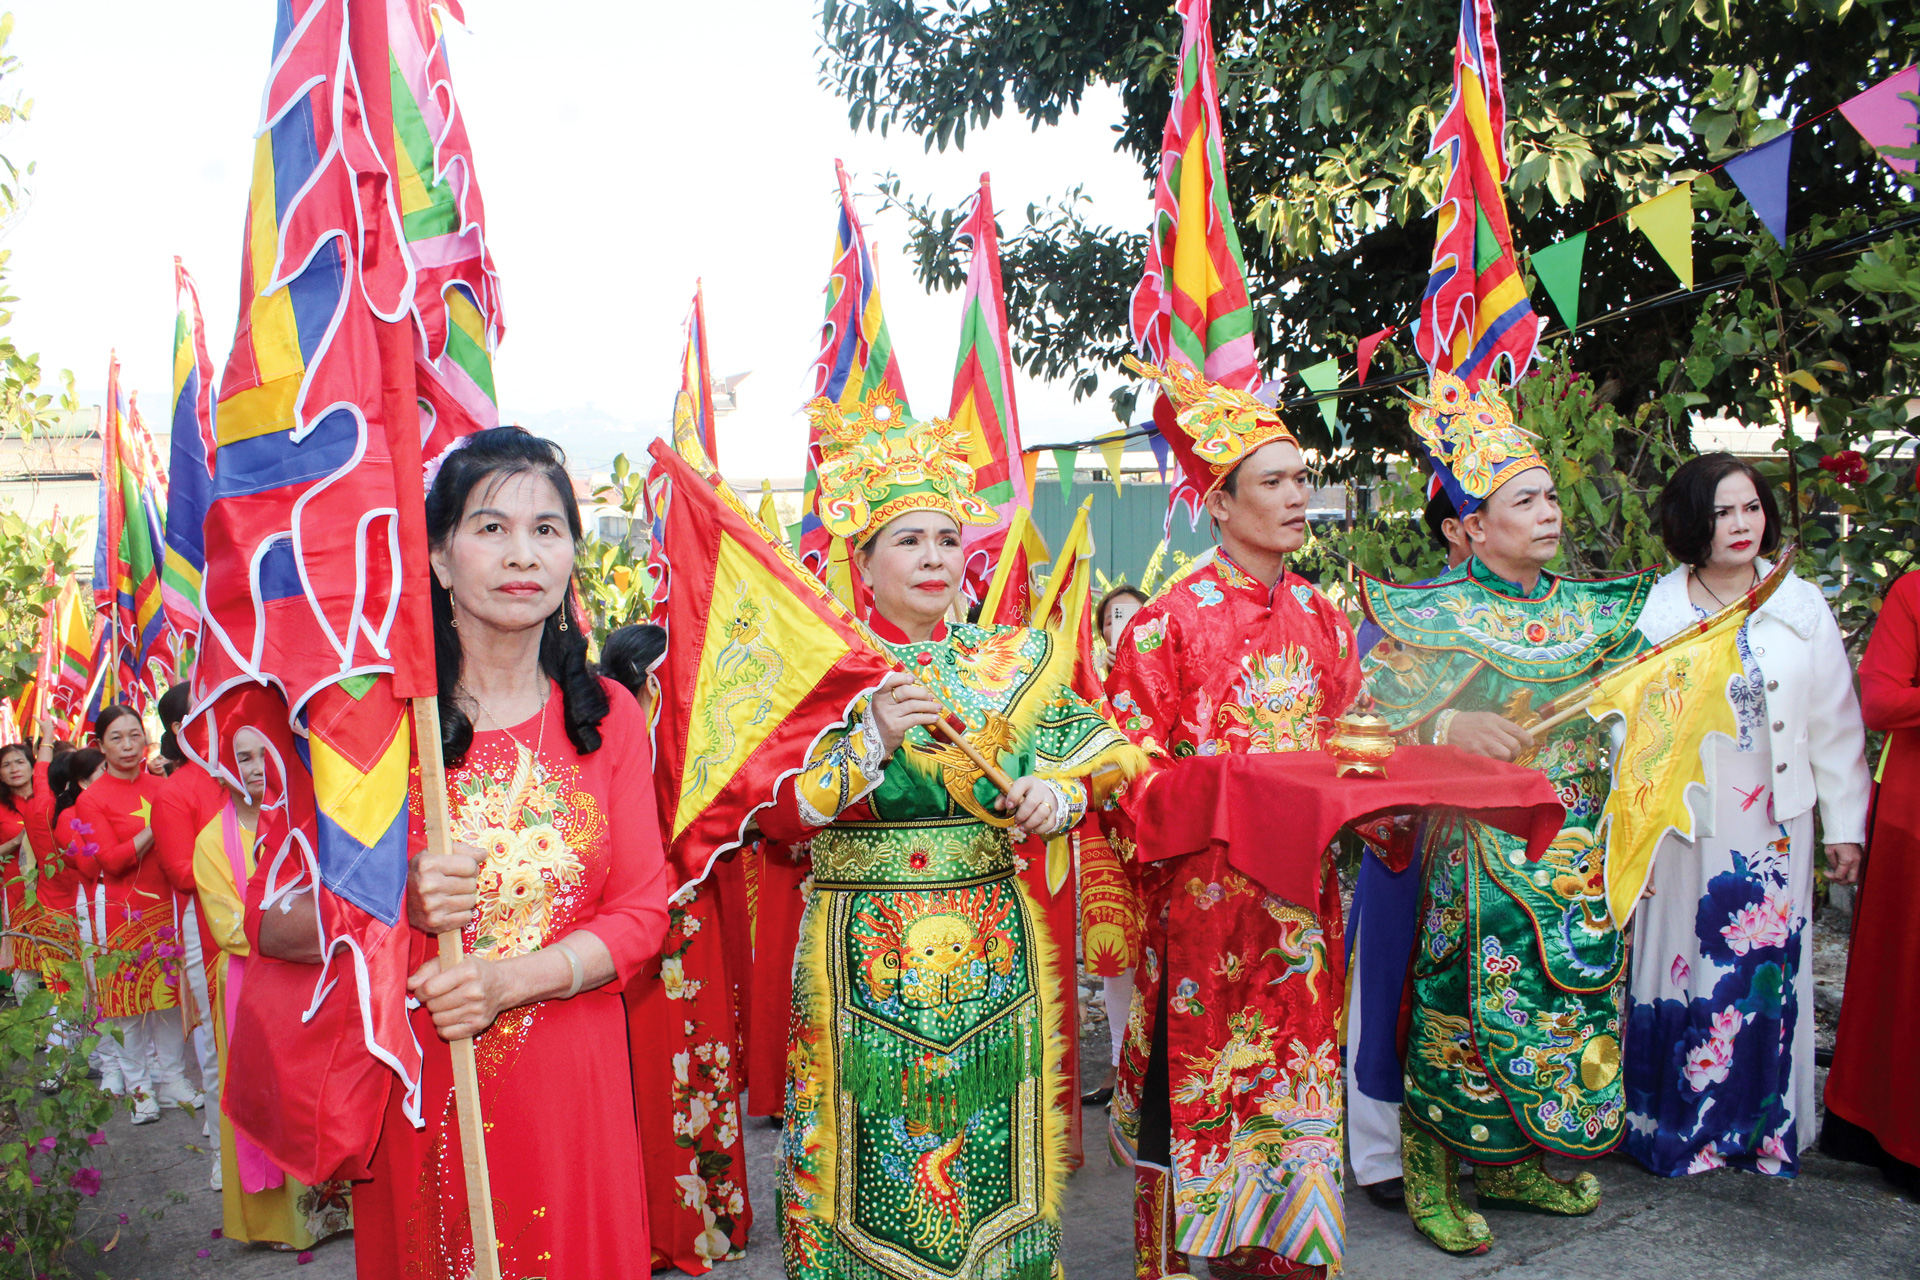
top-left (759, 389), bottom-right (1147, 1280)
top-left (348, 428), bottom-right (672, 1279)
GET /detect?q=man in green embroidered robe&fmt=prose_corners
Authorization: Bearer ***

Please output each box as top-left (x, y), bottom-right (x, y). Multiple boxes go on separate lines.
top-left (1357, 374), bottom-right (1656, 1254)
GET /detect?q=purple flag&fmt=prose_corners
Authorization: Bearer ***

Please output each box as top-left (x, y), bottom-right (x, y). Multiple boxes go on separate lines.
top-left (1146, 425), bottom-right (1171, 484)
top-left (1838, 65), bottom-right (1918, 176)
top-left (1725, 132), bottom-right (1794, 244)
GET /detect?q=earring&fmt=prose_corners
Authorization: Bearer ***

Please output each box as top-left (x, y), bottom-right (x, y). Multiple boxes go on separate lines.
top-left (559, 611), bottom-right (568, 632)
top-left (449, 612), bottom-right (458, 629)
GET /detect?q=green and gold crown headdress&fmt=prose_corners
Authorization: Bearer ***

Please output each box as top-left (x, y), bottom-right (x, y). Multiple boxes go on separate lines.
top-left (1406, 372), bottom-right (1545, 515)
top-left (808, 386), bottom-right (997, 543)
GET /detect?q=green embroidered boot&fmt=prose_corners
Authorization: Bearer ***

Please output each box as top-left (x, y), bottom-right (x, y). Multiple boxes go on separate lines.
top-left (1474, 1152), bottom-right (1601, 1216)
top-left (1400, 1109), bottom-right (1492, 1255)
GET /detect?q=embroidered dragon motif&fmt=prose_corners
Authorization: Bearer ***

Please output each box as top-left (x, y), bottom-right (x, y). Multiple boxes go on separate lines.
top-left (684, 582), bottom-right (786, 798)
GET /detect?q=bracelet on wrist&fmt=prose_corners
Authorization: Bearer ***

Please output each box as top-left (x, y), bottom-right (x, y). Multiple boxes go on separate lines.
top-left (1432, 708), bottom-right (1460, 747)
top-left (552, 941), bottom-right (585, 1000)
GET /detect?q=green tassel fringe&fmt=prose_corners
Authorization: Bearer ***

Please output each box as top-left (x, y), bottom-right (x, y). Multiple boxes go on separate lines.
top-left (837, 1007), bottom-right (1042, 1125)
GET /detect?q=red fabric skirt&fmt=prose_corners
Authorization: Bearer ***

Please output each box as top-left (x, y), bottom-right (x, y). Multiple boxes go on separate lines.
top-left (628, 862), bottom-right (753, 1274)
top-left (355, 986), bottom-right (650, 1279)
top-left (1825, 729), bottom-right (1920, 1167)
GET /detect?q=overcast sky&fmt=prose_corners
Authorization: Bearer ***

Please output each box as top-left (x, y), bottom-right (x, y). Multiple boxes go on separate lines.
top-left (2, 0), bottom-right (1153, 478)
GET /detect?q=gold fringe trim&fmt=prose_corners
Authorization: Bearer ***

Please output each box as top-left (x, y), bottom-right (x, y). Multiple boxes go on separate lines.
top-left (1017, 874), bottom-right (1071, 1227)
top-left (793, 895), bottom-right (837, 1225)
top-left (1038, 740), bottom-right (1153, 810)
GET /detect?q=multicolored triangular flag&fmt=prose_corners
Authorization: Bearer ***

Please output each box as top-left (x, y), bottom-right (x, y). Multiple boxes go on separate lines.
top-left (1415, 0), bottom-right (1541, 388)
top-left (949, 174), bottom-right (1031, 605)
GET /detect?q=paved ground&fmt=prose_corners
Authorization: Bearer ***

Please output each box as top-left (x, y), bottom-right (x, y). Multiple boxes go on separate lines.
top-left (80, 1096), bottom-right (1920, 1280)
top-left (79, 898), bottom-right (1918, 1279)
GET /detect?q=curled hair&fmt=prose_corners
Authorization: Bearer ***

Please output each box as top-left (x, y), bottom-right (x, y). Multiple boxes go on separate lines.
top-left (1656, 452), bottom-right (1782, 569)
top-left (51, 748), bottom-right (104, 816)
top-left (0, 743), bottom-right (31, 813)
top-left (423, 428), bottom-right (609, 768)
top-left (597, 623), bottom-right (666, 703)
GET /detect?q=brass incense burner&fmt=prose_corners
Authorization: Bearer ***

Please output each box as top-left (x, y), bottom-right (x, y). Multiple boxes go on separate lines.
top-left (1328, 711), bottom-right (1395, 779)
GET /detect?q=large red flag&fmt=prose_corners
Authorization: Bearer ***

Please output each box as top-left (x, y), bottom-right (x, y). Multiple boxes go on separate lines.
top-left (192, 0), bottom-right (495, 1184)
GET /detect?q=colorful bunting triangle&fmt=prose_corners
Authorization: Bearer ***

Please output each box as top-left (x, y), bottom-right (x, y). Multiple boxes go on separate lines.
top-left (1052, 448), bottom-right (1077, 504)
top-left (1627, 183), bottom-right (1695, 292)
top-left (1725, 132), bottom-right (1794, 245)
top-left (1530, 232), bottom-right (1588, 333)
top-left (1837, 65), bottom-right (1919, 178)
top-left (1356, 326), bottom-right (1395, 387)
top-left (1296, 358), bottom-right (1342, 443)
top-left (1146, 427), bottom-right (1171, 483)
top-left (1096, 433), bottom-right (1126, 496)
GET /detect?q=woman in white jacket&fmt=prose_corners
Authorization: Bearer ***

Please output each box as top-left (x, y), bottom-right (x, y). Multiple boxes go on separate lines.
top-left (1623, 453), bottom-right (1870, 1178)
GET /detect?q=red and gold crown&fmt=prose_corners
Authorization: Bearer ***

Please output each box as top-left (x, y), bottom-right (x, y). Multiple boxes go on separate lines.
top-left (1124, 356), bottom-right (1299, 498)
top-left (808, 386), bottom-right (997, 543)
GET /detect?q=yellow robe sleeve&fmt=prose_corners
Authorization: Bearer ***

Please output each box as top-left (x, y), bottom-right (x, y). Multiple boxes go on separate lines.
top-left (790, 693), bottom-right (890, 829)
top-left (192, 810), bottom-right (258, 956)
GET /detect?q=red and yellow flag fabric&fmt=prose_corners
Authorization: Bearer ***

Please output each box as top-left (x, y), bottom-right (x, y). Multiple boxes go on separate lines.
top-left (190, 0), bottom-right (498, 1182)
top-left (799, 161), bottom-right (910, 606)
top-left (1128, 0), bottom-right (1261, 518)
top-left (1414, 0), bottom-right (1541, 388)
top-left (977, 507), bottom-right (1051, 628)
top-left (1032, 497), bottom-right (1104, 709)
top-left (643, 439), bottom-right (898, 890)
top-left (948, 174), bottom-right (1030, 605)
top-left (46, 576), bottom-right (94, 728)
top-left (673, 281), bottom-right (720, 468)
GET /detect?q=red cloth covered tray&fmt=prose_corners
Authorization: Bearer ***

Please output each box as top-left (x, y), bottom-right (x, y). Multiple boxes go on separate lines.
top-left (1134, 745), bottom-right (1567, 906)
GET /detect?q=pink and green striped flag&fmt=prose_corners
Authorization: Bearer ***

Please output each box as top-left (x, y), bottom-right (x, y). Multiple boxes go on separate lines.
top-left (387, 0), bottom-right (504, 467)
top-left (1129, 0), bottom-right (1260, 391)
top-left (948, 173), bottom-right (1031, 605)
top-left (1128, 0), bottom-right (1261, 525)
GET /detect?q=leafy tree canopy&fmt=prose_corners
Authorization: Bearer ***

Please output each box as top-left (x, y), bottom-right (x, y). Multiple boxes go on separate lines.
top-left (821, 0), bottom-right (1918, 462)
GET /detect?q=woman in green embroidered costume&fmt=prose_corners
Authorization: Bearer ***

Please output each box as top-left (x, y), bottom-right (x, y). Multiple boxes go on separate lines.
top-left (1358, 375), bottom-right (1656, 1256)
top-left (761, 390), bottom-right (1146, 1280)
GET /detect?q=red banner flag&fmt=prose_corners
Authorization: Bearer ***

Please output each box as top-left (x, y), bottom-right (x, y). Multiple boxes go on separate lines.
top-left (642, 439), bottom-right (898, 889)
top-left (192, 0), bottom-right (495, 1183)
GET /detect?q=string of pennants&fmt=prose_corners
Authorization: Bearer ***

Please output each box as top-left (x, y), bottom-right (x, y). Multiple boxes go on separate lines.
top-left (1036, 62), bottom-right (1916, 471)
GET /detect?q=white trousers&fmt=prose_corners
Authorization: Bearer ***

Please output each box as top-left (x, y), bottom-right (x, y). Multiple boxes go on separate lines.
top-left (101, 1011), bottom-right (189, 1100)
top-left (1344, 940), bottom-right (1405, 1186)
top-left (179, 901), bottom-right (219, 1135)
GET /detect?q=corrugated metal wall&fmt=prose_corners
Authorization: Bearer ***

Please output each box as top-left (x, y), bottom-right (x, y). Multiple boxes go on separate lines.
top-left (1028, 480), bottom-right (1214, 586)
top-left (1028, 478), bottom-right (1351, 586)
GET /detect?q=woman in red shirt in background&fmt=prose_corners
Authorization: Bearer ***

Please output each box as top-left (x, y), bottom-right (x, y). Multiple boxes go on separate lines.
top-left (70, 704), bottom-right (200, 1124)
top-left (0, 725), bottom-right (56, 991)
top-left (49, 748), bottom-right (105, 1070)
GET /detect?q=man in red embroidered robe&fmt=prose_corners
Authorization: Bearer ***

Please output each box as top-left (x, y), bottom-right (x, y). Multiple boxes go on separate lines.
top-left (1107, 359), bottom-right (1361, 1280)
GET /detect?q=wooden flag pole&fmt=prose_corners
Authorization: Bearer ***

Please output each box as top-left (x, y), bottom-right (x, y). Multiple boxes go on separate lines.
top-left (411, 696), bottom-right (501, 1280)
